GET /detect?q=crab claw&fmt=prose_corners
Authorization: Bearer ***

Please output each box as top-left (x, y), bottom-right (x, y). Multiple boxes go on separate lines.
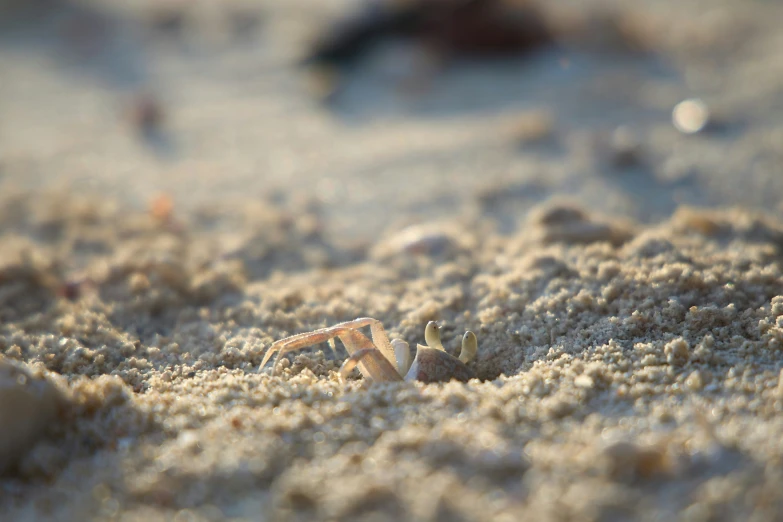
top-left (459, 331), bottom-right (477, 364)
top-left (392, 338), bottom-right (412, 376)
top-left (424, 321), bottom-right (445, 351)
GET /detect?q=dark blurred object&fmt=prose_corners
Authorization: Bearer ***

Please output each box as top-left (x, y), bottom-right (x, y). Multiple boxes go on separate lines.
top-left (57, 278), bottom-right (91, 301)
top-left (229, 8), bottom-right (263, 39)
top-left (549, 10), bottom-right (654, 55)
top-left (58, 280), bottom-right (82, 301)
top-left (304, 0), bottom-right (553, 68)
top-left (126, 93), bottom-right (165, 137)
top-left (147, 6), bottom-right (187, 37)
top-left (608, 126), bottom-right (643, 169)
top-left (124, 93), bottom-right (178, 158)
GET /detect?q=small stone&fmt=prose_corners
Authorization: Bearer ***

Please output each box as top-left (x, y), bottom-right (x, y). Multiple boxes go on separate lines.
top-left (129, 272), bottom-right (151, 294)
top-left (665, 338), bottom-right (690, 366)
top-left (685, 370), bottom-right (704, 391)
top-left (574, 374), bottom-right (595, 389)
top-left (0, 358), bottom-right (68, 475)
top-left (672, 98), bottom-right (709, 134)
top-left (149, 193), bottom-right (175, 224)
top-left (602, 440), bottom-right (668, 480)
top-left (507, 109), bottom-right (555, 145)
top-left (370, 223), bottom-right (473, 260)
top-left (528, 201), bottom-right (634, 246)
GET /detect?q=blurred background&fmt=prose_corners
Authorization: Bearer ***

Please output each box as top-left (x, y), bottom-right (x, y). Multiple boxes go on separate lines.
top-left (2, 0), bottom-right (783, 247)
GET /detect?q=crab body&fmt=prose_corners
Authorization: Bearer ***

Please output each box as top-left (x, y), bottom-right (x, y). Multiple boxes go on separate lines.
top-left (405, 345), bottom-right (474, 383)
top-left (261, 318), bottom-right (477, 383)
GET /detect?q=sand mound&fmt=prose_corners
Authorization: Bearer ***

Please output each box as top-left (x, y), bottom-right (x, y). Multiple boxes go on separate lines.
top-left (2, 194), bottom-right (782, 520)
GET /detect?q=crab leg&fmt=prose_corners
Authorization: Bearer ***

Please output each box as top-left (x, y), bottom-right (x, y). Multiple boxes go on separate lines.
top-left (260, 318), bottom-right (399, 376)
top-left (339, 346), bottom-right (403, 382)
top-left (261, 327), bottom-right (349, 371)
top-left (362, 318), bottom-right (397, 372)
top-left (262, 326), bottom-right (366, 376)
top-left (336, 329), bottom-right (403, 380)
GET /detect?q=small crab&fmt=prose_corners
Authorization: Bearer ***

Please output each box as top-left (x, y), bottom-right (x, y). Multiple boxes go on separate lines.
top-left (260, 318), bottom-right (477, 383)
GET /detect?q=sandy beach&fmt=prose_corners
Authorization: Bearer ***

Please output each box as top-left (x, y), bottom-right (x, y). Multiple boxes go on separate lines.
top-left (2, 0), bottom-right (783, 520)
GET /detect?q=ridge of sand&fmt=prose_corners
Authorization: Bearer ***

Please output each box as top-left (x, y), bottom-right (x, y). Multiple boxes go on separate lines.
top-left (2, 194), bottom-right (783, 521)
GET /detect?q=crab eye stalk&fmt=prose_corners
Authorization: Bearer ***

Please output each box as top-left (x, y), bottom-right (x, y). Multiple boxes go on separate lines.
top-left (459, 331), bottom-right (477, 364)
top-left (424, 321), bottom-right (445, 351)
